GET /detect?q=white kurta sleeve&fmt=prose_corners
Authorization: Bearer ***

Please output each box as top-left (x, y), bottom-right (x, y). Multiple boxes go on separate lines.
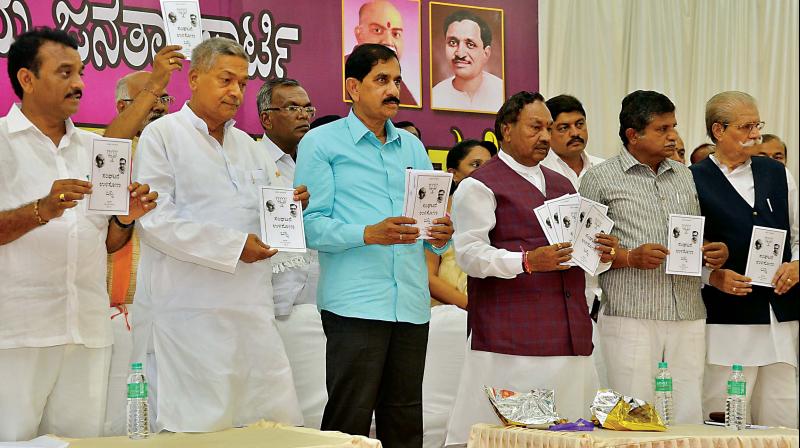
top-left (133, 130), bottom-right (248, 274)
top-left (451, 177), bottom-right (523, 279)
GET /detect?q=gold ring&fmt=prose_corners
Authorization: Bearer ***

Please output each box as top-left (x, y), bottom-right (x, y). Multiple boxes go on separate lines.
top-left (610, 248), bottom-right (616, 257)
top-left (59, 193), bottom-right (66, 202)
top-left (733, 287), bottom-right (737, 293)
top-left (400, 234), bottom-right (403, 241)
top-left (169, 58), bottom-right (174, 64)
top-left (556, 243), bottom-right (562, 249)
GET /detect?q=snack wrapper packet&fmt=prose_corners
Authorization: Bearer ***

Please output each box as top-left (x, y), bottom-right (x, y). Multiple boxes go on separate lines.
top-left (589, 389), bottom-right (666, 431)
top-left (484, 387), bottom-right (565, 428)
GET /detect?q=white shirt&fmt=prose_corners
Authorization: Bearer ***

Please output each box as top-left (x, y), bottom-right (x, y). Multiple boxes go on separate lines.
top-left (541, 149), bottom-right (605, 188)
top-left (705, 154), bottom-right (799, 367)
top-left (0, 104), bottom-right (112, 349)
top-left (431, 72), bottom-right (504, 112)
top-left (258, 135), bottom-right (319, 317)
top-left (132, 104), bottom-right (302, 431)
top-left (541, 149), bottom-right (608, 309)
top-left (452, 150), bottom-right (546, 279)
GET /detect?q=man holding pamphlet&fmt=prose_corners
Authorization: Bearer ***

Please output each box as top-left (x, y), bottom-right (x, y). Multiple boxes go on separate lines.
top-left (131, 37), bottom-right (308, 432)
top-left (691, 91), bottom-right (798, 428)
top-left (0, 28), bottom-right (157, 441)
top-left (446, 91), bottom-right (617, 445)
top-left (295, 44), bottom-right (453, 447)
top-left (579, 90), bottom-right (728, 424)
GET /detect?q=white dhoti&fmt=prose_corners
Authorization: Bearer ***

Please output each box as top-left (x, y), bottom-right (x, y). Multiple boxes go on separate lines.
top-left (275, 304), bottom-right (328, 430)
top-left (103, 306), bottom-right (135, 436)
top-left (423, 305), bottom-right (468, 448)
top-left (703, 363), bottom-right (798, 428)
top-left (444, 336), bottom-right (598, 446)
top-left (0, 344), bottom-right (111, 441)
top-left (134, 301), bottom-right (303, 433)
top-left (702, 310), bottom-right (799, 428)
top-left (599, 313), bottom-right (706, 424)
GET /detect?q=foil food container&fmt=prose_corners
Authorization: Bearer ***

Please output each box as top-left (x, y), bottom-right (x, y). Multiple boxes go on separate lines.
top-left (589, 389), bottom-right (666, 431)
top-left (485, 387), bottom-right (565, 428)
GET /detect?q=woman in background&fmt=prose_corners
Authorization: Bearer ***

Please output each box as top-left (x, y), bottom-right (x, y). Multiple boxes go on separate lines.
top-left (422, 139), bottom-right (496, 447)
top-left (426, 139), bottom-right (496, 308)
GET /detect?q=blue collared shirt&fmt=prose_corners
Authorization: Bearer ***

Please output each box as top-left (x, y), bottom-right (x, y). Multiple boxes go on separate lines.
top-left (295, 109), bottom-right (445, 324)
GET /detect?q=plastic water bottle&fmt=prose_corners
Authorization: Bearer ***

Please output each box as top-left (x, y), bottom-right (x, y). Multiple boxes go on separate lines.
top-left (654, 361), bottom-right (674, 426)
top-left (725, 364), bottom-right (747, 430)
top-left (127, 362), bottom-right (150, 439)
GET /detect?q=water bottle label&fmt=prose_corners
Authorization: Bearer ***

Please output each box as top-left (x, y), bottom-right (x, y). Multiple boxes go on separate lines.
top-left (727, 380), bottom-right (746, 396)
top-left (655, 378), bottom-right (672, 392)
top-left (128, 382), bottom-right (148, 399)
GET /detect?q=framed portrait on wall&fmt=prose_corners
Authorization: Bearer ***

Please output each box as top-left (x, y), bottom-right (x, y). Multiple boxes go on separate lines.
top-left (429, 2), bottom-right (504, 114)
top-left (342, 0), bottom-right (422, 108)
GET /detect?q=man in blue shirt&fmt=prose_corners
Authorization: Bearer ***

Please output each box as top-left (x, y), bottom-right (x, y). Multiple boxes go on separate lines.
top-left (295, 44), bottom-right (453, 447)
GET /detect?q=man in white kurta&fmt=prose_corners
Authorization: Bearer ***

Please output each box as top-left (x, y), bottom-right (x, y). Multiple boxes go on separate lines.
top-left (255, 78), bottom-right (326, 429)
top-left (131, 37), bottom-right (303, 432)
top-left (1, 28), bottom-right (157, 442)
top-left (446, 93), bottom-right (607, 446)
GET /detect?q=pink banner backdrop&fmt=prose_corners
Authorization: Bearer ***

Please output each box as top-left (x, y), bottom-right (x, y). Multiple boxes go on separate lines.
top-left (0, 0), bottom-right (538, 148)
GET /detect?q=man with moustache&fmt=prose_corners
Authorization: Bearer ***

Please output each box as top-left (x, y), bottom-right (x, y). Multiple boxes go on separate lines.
top-left (691, 91), bottom-right (798, 427)
top-left (432, 10), bottom-right (503, 112)
top-left (131, 37), bottom-right (307, 432)
top-left (540, 94), bottom-right (610, 386)
top-left (256, 77), bottom-right (326, 429)
top-left (295, 43), bottom-right (454, 447)
top-left (102, 45), bottom-right (184, 436)
top-left (351, 0), bottom-right (418, 105)
top-left (579, 90), bottom-right (728, 424)
top-left (446, 92), bottom-right (613, 445)
top-left (541, 95), bottom-right (604, 187)
top-left (0, 28), bottom-right (158, 441)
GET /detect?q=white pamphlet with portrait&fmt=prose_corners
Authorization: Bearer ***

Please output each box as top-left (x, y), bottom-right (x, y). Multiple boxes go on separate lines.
top-left (745, 225), bottom-right (787, 287)
top-left (403, 170), bottom-right (452, 240)
top-left (160, 0), bottom-right (203, 59)
top-left (665, 214), bottom-right (705, 276)
top-left (544, 193), bottom-right (579, 243)
top-left (534, 203), bottom-right (558, 244)
top-left (259, 186), bottom-right (306, 253)
top-left (571, 205), bottom-right (614, 275)
top-left (559, 203), bottom-right (580, 244)
top-left (87, 137), bottom-right (132, 215)
top-left (577, 196), bottom-right (608, 229)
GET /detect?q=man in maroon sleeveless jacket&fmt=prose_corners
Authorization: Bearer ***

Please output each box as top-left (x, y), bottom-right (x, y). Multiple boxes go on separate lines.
top-left (445, 92), bottom-right (618, 445)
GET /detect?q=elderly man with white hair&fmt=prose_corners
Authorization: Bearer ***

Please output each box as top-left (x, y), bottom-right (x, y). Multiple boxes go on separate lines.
top-left (691, 91), bottom-right (799, 428)
top-left (131, 37), bottom-right (308, 432)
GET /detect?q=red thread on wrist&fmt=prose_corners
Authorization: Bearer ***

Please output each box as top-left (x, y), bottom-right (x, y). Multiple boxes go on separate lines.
top-left (520, 245), bottom-right (533, 274)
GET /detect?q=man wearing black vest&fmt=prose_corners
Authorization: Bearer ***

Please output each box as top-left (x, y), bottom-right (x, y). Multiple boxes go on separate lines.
top-left (692, 91), bottom-right (798, 428)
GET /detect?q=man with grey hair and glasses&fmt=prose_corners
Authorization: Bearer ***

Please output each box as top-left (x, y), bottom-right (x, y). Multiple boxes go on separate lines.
top-left (691, 91), bottom-right (798, 428)
top-left (131, 37), bottom-right (308, 432)
top-left (256, 78), bottom-right (326, 428)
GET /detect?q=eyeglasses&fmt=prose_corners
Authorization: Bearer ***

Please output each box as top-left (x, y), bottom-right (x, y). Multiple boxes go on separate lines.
top-left (722, 121), bottom-right (765, 134)
top-left (122, 95), bottom-right (175, 105)
top-left (265, 106), bottom-right (316, 117)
